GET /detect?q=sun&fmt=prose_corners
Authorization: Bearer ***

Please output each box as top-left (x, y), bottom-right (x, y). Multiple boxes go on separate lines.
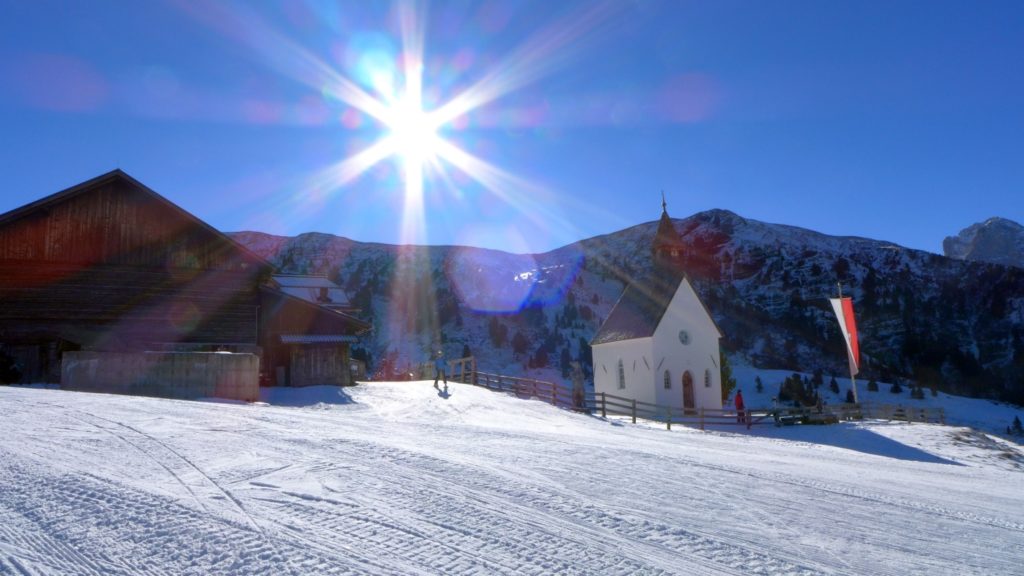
top-left (385, 93), bottom-right (440, 166)
top-left (295, 0), bottom-right (621, 228)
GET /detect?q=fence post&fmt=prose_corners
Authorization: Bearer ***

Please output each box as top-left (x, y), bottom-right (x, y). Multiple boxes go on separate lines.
top-left (551, 383), bottom-right (557, 406)
top-left (601, 392), bottom-right (606, 418)
top-left (631, 399), bottom-right (636, 424)
top-left (700, 407), bottom-right (705, 431)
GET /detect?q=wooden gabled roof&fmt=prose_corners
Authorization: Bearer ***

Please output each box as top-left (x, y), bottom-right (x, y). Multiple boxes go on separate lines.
top-left (0, 169), bottom-right (274, 272)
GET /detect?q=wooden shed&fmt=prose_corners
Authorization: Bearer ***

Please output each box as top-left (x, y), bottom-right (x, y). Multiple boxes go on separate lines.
top-left (259, 286), bottom-right (370, 386)
top-left (0, 170), bottom-right (273, 383)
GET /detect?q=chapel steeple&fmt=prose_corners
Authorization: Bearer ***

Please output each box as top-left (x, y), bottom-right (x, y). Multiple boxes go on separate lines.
top-left (652, 192), bottom-right (685, 267)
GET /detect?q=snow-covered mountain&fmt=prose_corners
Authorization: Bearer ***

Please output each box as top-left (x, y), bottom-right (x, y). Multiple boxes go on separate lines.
top-left (943, 217), bottom-right (1024, 268)
top-left (230, 210), bottom-right (1024, 405)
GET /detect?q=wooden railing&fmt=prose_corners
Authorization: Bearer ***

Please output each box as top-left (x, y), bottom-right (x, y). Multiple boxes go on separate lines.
top-left (474, 371), bottom-right (570, 407)
top-left (449, 357), bottom-right (476, 384)
top-left (587, 394), bottom-right (946, 430)
top-left (412, 356), bottom-right (477, 382)
top-left (439, 357), bottom-right (946, 430)
top-left (588, 392), bottom-right (761, 430)
top-left (860, 402), bottom-right (945, 424)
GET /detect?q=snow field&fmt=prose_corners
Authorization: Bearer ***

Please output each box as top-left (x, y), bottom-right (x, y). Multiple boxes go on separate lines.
top-left (1, 382), bottom-right (1023, 575)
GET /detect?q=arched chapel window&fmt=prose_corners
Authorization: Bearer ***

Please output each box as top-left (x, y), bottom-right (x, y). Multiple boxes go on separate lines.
top-left (705, 369), bottom-right (712, 388)
top-left (617, 360), bottom-right (625, 389)
top-left (664, 370), bottom-right (671, 389)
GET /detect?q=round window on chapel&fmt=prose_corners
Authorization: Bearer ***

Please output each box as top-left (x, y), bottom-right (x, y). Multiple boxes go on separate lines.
top-left (678, 330), bottom-right (690, 345)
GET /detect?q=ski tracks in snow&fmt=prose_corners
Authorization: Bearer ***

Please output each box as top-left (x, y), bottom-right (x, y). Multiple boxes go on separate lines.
top-left (2, 385), bottom-right (1023, 575)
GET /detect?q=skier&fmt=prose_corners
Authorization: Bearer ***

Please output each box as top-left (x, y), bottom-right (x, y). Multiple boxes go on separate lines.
top-left (734, 389), bottom-right (745, 424)
top-left (433, 350), bottom-right (447, 389)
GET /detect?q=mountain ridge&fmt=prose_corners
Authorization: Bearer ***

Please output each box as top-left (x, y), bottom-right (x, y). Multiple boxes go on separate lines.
top-left (229, 210), bottom-right (1024, 405)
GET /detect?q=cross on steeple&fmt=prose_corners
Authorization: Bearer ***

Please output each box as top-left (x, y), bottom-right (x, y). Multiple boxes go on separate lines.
top-left (661, 190), bottom-right (667, 213)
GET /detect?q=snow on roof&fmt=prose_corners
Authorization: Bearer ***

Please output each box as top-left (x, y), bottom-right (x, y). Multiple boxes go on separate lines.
top-left (280, 334), bottom-right (359, 344)
top-left (272, 274), bottom-right (339, 288)
top-left (271, 274), bottom-right (352, 306)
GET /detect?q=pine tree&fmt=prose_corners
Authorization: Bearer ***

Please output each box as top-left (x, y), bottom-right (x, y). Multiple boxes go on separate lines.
top-left (812, 369), bottom-right (824, 389)
top-left (488, 317), bottom-right (508, 348)
top-left (890, 380), bottom-right (903, 394)
top-left (560, 346), bottom-right (572, 379)
top-left (720, 353), bottom-right (737, 403)
top-left (755, 375), bottom-right (764, 394)
top-left (867, 378), bottom-right (879, 392)
top-left (511, 331), bottom-right (529, 358)
top-left (1013, 416), bottom-right (1023, 435)
top-left (532, 346), bottom-right (549, 368)
top-left (846, 389), bottom-right (855, 403)
top-left (829, 376), bottom-right (840, 395)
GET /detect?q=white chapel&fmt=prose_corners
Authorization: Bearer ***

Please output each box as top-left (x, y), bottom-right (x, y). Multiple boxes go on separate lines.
top-left (590, 200), bottom-right (724, 411)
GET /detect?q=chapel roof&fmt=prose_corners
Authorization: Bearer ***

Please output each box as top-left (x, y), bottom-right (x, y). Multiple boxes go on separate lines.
top-left (590, 266), bottom-right (685, 345)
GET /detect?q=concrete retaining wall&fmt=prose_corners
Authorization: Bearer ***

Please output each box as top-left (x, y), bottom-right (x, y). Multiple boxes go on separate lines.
top-left (62, 351), bottom-right (259, 402)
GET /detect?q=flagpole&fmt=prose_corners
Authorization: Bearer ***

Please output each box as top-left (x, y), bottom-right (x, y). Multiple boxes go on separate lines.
top-left (849, 357), bottom-right (859, 405)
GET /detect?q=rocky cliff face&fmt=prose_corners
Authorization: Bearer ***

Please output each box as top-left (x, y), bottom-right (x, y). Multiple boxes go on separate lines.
top-left (230, 210), bottom-right (1024, 404)
top-left (943, 217), bottom-right (1024, 269)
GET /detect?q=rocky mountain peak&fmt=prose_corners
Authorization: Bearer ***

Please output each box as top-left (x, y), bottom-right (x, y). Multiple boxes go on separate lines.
top-left (943, 217), bottom-right (1024, 268)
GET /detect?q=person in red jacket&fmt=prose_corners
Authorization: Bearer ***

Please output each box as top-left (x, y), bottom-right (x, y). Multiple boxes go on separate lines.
top-left (734, 389), bottom-right (746, 424)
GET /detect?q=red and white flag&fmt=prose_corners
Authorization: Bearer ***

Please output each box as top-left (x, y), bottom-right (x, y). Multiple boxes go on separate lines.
top-left (829, 296), bottom-right (860, 376)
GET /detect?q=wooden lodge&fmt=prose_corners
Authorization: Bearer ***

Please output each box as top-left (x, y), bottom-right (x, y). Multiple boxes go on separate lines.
top-left (0, 170), bottom-right (369, 389)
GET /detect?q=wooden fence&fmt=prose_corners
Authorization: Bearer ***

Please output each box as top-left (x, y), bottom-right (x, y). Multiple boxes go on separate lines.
top-left (588, 391), bottom-right (762, 430)
top-left (474, 371), bottom-right (570, 407)
top-left (441, 357), bottom-right (946, 430)
top-left (587, 393), bottom-right (946, 430)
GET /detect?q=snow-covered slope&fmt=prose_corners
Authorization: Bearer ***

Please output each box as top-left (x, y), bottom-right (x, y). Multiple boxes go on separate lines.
top-left (2, 381), bottom-right (1024, 573)
top-left (943, 217), bottom-right (1024, 268)
top-left (2, 384), bottom-right (1023, 575)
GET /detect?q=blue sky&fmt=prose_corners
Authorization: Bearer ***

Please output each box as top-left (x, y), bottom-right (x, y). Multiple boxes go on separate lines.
top-left (1, 0), bottom-right (1022, 254)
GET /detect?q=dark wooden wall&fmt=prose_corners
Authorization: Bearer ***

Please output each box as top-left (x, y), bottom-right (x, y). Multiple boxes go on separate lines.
top-left (259, 289), bottom-right (367, 386)
top-left (0, 262), bottom-right (261, 346)
top-left (289, 346), bottom-right (351, 386)
top-left (0, 174), bottom-right (270, 381)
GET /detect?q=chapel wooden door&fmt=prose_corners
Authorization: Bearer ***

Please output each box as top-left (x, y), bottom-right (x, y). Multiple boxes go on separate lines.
top-left (682, 371), bottom-right (695, 414)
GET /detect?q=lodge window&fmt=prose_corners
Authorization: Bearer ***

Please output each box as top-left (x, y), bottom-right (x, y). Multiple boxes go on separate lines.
top-left (617, 360), bottom-right (625, 389)
top-left (663, 370), bottom-right (671, 389)
top-left (705, 369), bottom-right (712, 388)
